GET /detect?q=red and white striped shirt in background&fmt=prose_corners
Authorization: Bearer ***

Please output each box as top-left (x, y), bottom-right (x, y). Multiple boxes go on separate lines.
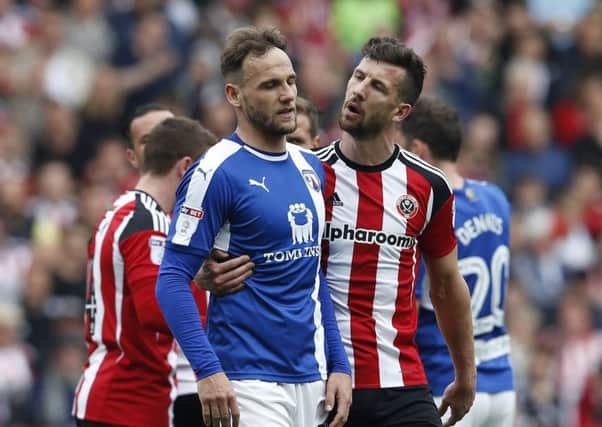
top-left (317, 141), bottom-right (456, 389)
top-left (73, 190), bottom-right (177, 427)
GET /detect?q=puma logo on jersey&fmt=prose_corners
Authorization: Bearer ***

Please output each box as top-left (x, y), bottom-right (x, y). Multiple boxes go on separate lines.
top-left (197, 166), bottom-right (212, 180)
top-left (249, 177), bottom-right (269, 192)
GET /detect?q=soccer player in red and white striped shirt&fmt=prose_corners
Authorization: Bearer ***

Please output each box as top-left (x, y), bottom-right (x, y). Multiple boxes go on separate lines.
top-left (315, 37), bottom-right (475, 427)
top-left (72, 118), bottom-right (214, 427)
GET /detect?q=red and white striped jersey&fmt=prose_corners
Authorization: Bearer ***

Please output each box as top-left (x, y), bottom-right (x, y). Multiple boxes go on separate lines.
top-left (73, 190), bottom-right (177, 427)
top-left (316, 141), bottom-right (457, 389)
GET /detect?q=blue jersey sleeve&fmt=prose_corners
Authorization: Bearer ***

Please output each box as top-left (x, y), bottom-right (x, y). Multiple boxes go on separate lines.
top-left (168, 159), bottom-right (233, 256)
top-left (156, 248), bottom-right (222, 379)
top-left (318, 270), bottom-right (351, 375)
top-left (156, 156), bottom-right (233, 380)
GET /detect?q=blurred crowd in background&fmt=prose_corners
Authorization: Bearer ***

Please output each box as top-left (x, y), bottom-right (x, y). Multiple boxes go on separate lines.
top-left (0, 0), bottom-right (600, 425)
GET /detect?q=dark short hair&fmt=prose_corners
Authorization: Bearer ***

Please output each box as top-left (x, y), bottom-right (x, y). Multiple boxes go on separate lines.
top-left (123, 103), bottom-right (172, 148)
top-left (220, 26), bottom-right (287, 82)
top-left (400, 97), bottom-right (462, 161)
top-left (295, 96), bottom-right (319, 138)
top-left (142, 117), bottom-right (217, 175)
top-left (361, 37), bottom-right (426, 105)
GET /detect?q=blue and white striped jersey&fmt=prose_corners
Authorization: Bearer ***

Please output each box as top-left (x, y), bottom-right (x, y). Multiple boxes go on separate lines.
top-left (415, 179), bottom-right (514, 395)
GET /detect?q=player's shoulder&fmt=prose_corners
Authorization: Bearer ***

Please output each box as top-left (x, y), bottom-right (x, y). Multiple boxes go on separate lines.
top-left (120, 191), bottom-right (170, 242)
top-left (465, 179), bottom-right (510, 207)
top-left (200, 137), bottom-right (245, 169)
top-left (287, 142), bottom-right (323, 170)
top-left (461, 180), bottom-right (511, 220)
top-left (288, 141), bottom-right (317, 159)
top-left (398, 148), bottom-right (452, 196)
top-left (180, 138), bottom-right (244, 188)
top-left (313, 140), bottom-right (339, 165)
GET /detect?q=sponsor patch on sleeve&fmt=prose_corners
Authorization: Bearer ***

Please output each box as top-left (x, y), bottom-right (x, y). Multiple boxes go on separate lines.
top-left (180, 205), bottom-right (204, 219)
top-left (149, 235), bottom-right (166, 265)
top-left (172, 205), bottom-right (203, 246)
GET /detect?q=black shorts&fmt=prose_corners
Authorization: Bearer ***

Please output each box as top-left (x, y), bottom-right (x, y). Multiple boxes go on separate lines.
top-left (173, 393), bottom-right (207, 427)
top-left (345, 385), bottom-right (442, 427)
top-left (76, 419), bottom-right (120, 427)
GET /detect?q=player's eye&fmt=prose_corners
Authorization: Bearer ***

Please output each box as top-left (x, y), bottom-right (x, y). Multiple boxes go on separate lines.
top-left (373, 81), bottom-right (386, 92)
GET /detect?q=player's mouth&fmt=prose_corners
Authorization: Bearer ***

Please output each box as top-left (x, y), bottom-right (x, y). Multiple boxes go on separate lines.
top-left (343, 100), bottom-right (363, 119)
top-left (277, 107), bottom-right (295, 120)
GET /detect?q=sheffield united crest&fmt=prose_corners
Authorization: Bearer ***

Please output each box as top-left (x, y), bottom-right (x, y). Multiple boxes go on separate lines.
top-left (396, 194), bottom-right (419, 219)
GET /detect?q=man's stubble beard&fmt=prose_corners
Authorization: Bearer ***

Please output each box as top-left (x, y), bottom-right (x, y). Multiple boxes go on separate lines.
top-left (339, 113), bottom-right (387, 140)
top-left (243, 99), bottom-right (296, 136)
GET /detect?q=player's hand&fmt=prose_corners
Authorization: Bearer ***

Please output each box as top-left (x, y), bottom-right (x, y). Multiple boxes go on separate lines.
top-left (438, 378), bottom-right (475, 426)
top-left (197, 372), bottom-right (240, 427)
top-left (325, 372), bottom-right (352, 427)
top-left (195, 249), bottom-right (254, 296)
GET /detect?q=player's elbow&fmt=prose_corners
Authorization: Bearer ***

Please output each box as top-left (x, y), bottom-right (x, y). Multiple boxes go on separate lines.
top-left (155, 275), bottom-right (166, 303)
top-left (427, 272), bottom-right (453, 302)
top-left (155, 272), bottom-right (173, 312)
top-left (428, 271), bottom-right (467, 306)
top-left (140, 312), bottom-right (171, 335)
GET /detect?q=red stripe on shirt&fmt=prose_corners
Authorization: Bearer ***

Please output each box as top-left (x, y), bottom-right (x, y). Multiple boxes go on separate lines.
top-left (84, 202), bottom-right (135, 419)
top-left (393, 166), bottom-right (430, 385)
top-left (348, 171), bottom-right (383, 386)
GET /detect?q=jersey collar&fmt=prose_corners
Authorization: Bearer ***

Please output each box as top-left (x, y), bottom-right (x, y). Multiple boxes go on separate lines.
top-left (228, 133), bottom-right (289, 162)
top-left (334, 140), bottom-right (400, 172)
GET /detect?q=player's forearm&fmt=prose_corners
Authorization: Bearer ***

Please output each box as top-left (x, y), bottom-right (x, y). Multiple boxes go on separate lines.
top-left (318, 271), bottom-right (351, 375)
top-left (156, 249), bottom-right (223, 379)
top-left (430, 274), bottom-right (476, 383)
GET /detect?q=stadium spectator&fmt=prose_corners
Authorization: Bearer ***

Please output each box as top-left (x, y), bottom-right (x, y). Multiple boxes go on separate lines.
top-left (0, 302), bottom-right (32, 424)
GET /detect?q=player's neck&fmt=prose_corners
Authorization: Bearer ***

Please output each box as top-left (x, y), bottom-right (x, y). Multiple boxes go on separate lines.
top-left (432, 160), bottom-right (464, 189)
top-left (340, 131), bottom-right (397, 166)
top-left (235, 122), bottom-right (287, 153)
top-left (135, 173), bottom-right (177, 214)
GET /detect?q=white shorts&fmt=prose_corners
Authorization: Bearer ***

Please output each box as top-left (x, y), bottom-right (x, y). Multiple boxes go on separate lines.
top-left (231, 379), bottom-right (328, 427)
top-left (435, 390), bottom-right (516, 427)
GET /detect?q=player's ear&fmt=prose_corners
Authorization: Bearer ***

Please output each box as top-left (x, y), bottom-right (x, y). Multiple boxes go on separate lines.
top-left (126, 148), bottom-right (139, 169)
top-left (311, 135), bottom-right (320, 149)
top-left (392, 103), bottom-right (412, 123)
top-left (177, 156), bottom-right (193, 177)
top-left (224, 83), bottom-right (241, 108)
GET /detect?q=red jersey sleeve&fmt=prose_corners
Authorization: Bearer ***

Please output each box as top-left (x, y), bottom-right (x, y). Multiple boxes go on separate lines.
top-left (120, 230), bottom-right (171, 335)
top-left (419, 193), bottom-right (457, 258)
